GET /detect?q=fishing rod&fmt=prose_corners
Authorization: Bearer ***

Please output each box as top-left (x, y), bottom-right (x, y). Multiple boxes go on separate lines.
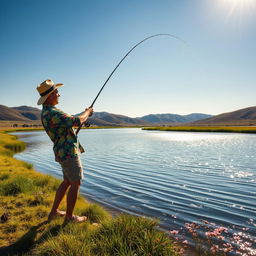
top-left (76, 33), bottom-right (186, 135)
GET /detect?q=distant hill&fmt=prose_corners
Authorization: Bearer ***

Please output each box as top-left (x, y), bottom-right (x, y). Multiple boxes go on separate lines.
top-left (12, 106), bottom-right (41, 120)
top-left (89, 112), bottom-right (151, 126)
top-left (139, 113), bottom-right (212, 124)
top-left (193, 106), bottom-right (256, 126)
top-left (0, 105), bottom-right (39, 121)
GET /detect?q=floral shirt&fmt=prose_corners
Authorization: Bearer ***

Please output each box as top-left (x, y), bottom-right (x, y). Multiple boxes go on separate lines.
top-left (41, 105), bottom-right (84, 162)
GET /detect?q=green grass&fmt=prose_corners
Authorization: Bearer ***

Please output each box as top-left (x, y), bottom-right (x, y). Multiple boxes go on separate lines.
top-left (31, 215), bottom-right (180, 256)
top-left (88, 215), bottom-right (180, 256)
top-left (0, 131), bottom-right (182, 256)
top-left (0, 131), bottom-right (26, 156)
top-left (0, 175), bottom-right (36, 196)
top-left (142, 126), bottom-right (256, 133)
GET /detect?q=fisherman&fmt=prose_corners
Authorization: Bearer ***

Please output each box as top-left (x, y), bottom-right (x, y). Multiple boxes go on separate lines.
top-left (36, 79), bottom-right (93, 223)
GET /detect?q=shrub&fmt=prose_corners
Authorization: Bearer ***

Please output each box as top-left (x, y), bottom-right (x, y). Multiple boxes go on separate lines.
top-left (33, 232), bottom-right (92, 256)
top-left (79, 203), bottom-right (111, 223)
top-left (22, 162), bottom-right (33, 169)
top-left (0, 176), bottom-right (36, 196)
top-left (0, 173), bottom-right (9, 181)
top-left (90, 214), bottom-right (180, 256)
top-left (34, 175), bottom-right (51, 187)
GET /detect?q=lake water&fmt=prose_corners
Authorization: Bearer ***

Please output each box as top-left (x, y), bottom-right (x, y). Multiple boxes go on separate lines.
top-left (13, 128), bottom-right (256, 253)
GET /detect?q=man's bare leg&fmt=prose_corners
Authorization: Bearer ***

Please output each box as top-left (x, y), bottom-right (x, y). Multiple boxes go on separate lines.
top-left (64, 180), bottom-right (87, 223)
top-left (65, 180), bottom-right (80, 220)
top-left (48, 179), bottom-right (70, 220)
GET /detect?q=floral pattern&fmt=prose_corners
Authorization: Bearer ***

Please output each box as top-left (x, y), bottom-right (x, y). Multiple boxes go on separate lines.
top-left (41, 105), bottom-right (84, 162)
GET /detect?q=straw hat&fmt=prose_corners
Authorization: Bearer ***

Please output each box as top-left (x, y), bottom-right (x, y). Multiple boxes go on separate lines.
top-left (36, 79), bottom-right (64, 105)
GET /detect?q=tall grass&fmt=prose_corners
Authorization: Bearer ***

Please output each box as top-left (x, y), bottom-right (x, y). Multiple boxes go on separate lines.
top-left (32, 215), bottom-right (180, 256)
top-left (90, 215), bottom-right (180, 256)
top-left (0, 131), bottom-right (26, 156)
top-left (0, 175), bottom-right (36, 196)
top-left (79, 203), bottom-right (111, 223)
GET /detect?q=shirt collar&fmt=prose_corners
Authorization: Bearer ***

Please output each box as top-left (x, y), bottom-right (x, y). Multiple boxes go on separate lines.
top-left (43, 104), bottom-right (56, 108)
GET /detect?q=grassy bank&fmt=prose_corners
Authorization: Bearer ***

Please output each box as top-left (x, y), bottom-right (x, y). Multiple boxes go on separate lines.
top-left (142, 126), bottom-right (256, 133)
top-left (0, 131), bottom-right (181, 256)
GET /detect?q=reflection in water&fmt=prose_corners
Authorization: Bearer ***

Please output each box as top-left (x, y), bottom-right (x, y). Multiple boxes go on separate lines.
top-left (150, 131), bottom-right (232, 142)
top-left (13, 129), bottom-right (256, 252)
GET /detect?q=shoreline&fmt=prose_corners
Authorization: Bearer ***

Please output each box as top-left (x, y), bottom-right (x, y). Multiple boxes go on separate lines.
top-left (2, 124), bottom-right (256, 134)
top-left (142, 126), bottom-right (256, 133)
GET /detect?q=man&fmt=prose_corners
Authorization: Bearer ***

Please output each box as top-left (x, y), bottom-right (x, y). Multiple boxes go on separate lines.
top-left (36, 79), bottom-right (93, 223)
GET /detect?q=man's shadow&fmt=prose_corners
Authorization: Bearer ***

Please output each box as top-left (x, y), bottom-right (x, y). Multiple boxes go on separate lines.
top-left (0, 221), bottom-right (62, 256)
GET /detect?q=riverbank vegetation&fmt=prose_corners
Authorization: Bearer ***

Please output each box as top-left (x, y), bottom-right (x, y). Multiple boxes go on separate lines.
top-left (0, 126), bottom-right (140, 132)
top-left (3, 125), bottom-right (256, 134)
top-left (0, 131), bottom-right (181, 256)
top-left (142, 126), bottom-right (256, 133)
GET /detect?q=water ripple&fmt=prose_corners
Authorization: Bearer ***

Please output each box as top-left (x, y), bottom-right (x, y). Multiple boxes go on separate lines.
top-left (13, 129), bottom-right (256, 248)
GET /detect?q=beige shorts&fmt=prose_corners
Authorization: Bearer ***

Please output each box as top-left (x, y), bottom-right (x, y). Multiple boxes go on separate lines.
top-left (60, 156), bottom-right (84, 182)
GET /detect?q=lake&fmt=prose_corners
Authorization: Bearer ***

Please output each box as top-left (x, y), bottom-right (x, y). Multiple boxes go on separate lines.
top-left (13, 128), bottom-right (256, 253)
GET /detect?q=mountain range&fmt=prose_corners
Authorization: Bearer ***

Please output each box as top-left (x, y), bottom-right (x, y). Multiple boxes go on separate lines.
top-left (1, 104), bottom-right (256, 126)
top-left (0, 104), bottom-right (212, 126)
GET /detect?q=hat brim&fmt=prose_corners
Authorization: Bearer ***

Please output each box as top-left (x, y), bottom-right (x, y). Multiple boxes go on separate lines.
top-left (37, 83), bottom-right (64, 105)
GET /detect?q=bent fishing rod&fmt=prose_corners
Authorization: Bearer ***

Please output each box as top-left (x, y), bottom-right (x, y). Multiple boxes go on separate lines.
top-left (76, 33), bottom-right (186, 135)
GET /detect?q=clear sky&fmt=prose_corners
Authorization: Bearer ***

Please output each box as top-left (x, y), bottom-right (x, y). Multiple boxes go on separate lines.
top-left (0, 0), bottom-right (255, 117)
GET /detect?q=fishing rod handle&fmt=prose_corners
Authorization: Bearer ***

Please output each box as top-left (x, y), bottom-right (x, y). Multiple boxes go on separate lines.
top-left (83, 105), bottom-right (94, 128)
top-left (81, 105), bottom-right (93, 128)
top-left (76, 106), bottom-right (93, 135)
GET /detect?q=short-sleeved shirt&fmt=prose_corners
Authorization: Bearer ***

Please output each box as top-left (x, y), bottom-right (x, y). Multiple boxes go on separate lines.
top-left (41, 104), bottom-right (85, 162)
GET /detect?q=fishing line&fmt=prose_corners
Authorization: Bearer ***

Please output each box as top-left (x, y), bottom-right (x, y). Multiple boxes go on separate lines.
top-left (76, 33), bottom-right (186, 135)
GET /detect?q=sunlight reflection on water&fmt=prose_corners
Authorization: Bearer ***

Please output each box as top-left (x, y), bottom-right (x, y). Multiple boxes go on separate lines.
top-left (149, 131), bottom-right (235, 142)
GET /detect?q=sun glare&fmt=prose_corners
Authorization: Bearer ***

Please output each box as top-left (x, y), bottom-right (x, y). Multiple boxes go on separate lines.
top-left (215, 0), bottom-right (256, 29)
top-left (219, 0), bottom-right (256, 17)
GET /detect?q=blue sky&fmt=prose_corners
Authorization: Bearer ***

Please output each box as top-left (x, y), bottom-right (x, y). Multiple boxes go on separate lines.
top-left (0, 0), bottom-right (255, 117)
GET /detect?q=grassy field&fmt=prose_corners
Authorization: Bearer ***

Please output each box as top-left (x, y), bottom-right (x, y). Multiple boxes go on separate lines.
top-left (142, 126), bottom-right (256, 133)
top-left (0, 130), bottom-right (182, 256)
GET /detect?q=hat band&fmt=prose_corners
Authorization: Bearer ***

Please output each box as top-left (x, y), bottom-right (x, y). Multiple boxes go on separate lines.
top-left (40, 85), bottom-right (56, 97)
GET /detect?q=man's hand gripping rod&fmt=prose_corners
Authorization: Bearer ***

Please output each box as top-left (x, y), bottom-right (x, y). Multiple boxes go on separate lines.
top-left (76, 33), bottom-right (186, 135)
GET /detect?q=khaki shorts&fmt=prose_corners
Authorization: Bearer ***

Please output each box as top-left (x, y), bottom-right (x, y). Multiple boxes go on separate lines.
top-left (60, 156), bottom-right (84, 182)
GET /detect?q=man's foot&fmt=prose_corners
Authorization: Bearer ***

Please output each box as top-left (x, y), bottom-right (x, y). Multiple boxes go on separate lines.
top-left (48, 209), bottom-right (66, 221)
top-left (63, 215), bottom-right (87, 224)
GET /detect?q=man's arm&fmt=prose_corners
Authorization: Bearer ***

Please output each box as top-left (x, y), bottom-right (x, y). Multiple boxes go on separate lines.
top-left (78, 107), bottom-right (94, 124)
